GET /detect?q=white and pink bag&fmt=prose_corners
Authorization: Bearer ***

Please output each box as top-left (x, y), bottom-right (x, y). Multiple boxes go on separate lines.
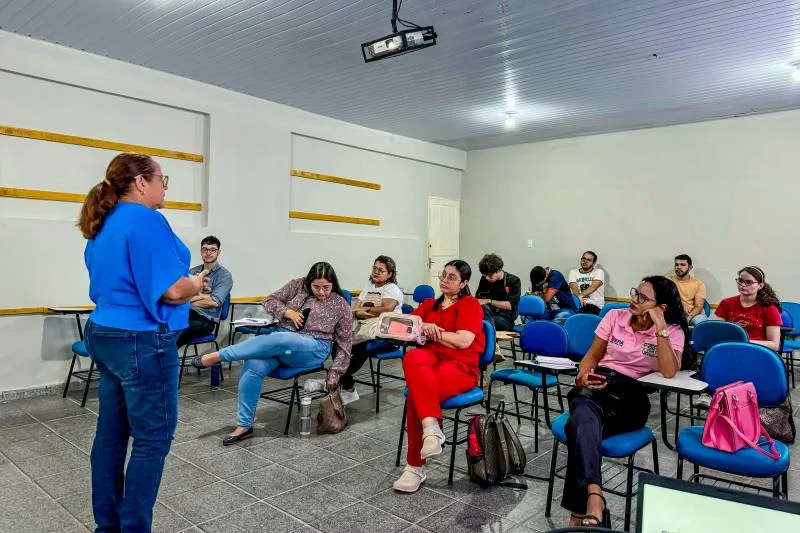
top-left (375, 312), bottom-right (426, 345)
top-left (701, 380), bottom-right (780, 459)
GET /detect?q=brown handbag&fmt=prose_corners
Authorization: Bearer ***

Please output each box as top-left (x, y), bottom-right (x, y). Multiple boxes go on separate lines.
top-left (317, 388), bottom-right (349, 434)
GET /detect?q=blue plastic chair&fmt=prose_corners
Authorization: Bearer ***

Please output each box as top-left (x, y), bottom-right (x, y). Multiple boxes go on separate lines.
top-left (514, 294), bottom-right (546, 332)
top-left (545, 411), bottom-right (659, 531)
top-left (62, 338), bottom-right (97, 407)
top-left (412, 284), bottom-right (435, 305)
top-left (179, 296), bottom-right (231, 387)
top-left (564, 313), bottom-right (601, 359)
top-left (401, 303), bottom-right (414, 314)
top-left (779, 310), bottom-right (796, 388)
top-left (676, 342), bottom-right (791, 498)
top-left (691, 320), bottom-right (748, 355)
top-left (599, 302), bottom-right (629, 318)
top-left (488, 320), bottom-right (568, 452)
top-left (341, 289), bottom-right (352, 305)
top-left (395, 320), bottom-right (496, 484)
top-left (703, 300), bottom-right (711, 317)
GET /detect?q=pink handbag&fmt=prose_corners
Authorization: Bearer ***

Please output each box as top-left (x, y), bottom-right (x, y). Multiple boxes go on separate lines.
top-left (375, 312), bottom-right (426, 344)
top-left (701, 381), bottom-right (780, 459)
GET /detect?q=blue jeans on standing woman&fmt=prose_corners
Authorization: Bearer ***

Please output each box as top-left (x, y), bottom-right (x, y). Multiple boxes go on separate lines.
top-left (218, 328), bottom-right (332, 428)
top-left (84, 321), bottom-right (180, 533)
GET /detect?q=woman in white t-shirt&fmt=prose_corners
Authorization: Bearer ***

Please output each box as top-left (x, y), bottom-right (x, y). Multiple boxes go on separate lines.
top-left (305, 255), bottom-right (404, 404)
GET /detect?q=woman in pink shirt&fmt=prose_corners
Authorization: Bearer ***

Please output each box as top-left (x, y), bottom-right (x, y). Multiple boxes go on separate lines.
top-left (563, 276), bottom-right (688, 528)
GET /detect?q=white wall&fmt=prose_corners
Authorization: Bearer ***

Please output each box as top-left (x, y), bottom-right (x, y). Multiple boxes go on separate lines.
top-left (0, 31), bottom-right (465, 393)
top-left (461, 109), bottom-right (800, 303)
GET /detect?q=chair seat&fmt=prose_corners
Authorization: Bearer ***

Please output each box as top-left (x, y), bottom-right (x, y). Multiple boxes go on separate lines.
top-left (490, 368), bottom-right (559, 389)
top-left (186, 334), bottom-right (216, 345)
top-left (374, 349), bottom-right (403, 361)
top-left (71, 340), bottom-right (90, 357)
top-left (677, 426), bottom-right (791, 477)
top-left (402, 386), bottom-right (485, 409)
top-left (782, 339), bottom-right (800, 351)
top-left (551, 413), bottom-right (655, 458)
top-left (268, 364), bottom-right (324, 380)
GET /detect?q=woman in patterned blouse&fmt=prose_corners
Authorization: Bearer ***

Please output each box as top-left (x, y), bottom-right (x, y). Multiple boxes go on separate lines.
top-left (192, 261), bottom-right (353, 444)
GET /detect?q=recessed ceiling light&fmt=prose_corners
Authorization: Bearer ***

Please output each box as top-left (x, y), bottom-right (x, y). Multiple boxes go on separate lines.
top-left (504, 111), bottom-right (518, 129)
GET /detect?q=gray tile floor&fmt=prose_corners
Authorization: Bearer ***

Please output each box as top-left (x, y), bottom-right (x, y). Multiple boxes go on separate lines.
top-left (1, 352), bottom-right (798, 533)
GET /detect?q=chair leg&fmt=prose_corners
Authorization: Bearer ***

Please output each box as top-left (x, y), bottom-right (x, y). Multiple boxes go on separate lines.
top-left (81, 360), bottom-right (95, 408)
top-left (545, 439), bottom-right (559, 517)
top-left (62, 353), bottom-right (78, 398)
top-left (651, 438), bottom-right (660, 475)
top-left (375, 359), bottom-right (382, 414)
top-left (284, 379), bottom-right (298, 435)
top-left (692, 463), bottom-right (700, 482)
top-left (773, 476), bottom-right (781, 498)
top-left (194, 344), bottom-right (200, 376)
top-left (368, 357), bottom-right (377, 392)
top-left (179, 345), bottom-right (189, 388)
top-left (214, 342), bottom-right (224, 381)
top-left (556, 382), bottom-right (564, 412)
top-left (624, 455), bottom-right (635, 532)
top-left (512, 384), bottom-right (521, 425)
top-left (676, 456), bottom-right (684, 480)
top-left (782, 471), bottom-right (789, 500)
top-left (396, 399), bottom-right (408, 467)
top-left (674, 392), bottom-right (682, 445)
top-left (532, 388), bottom-right (539, 453)
top-left (486, 379), bottom-right (494, 413)
top-left (448, 408), bottom-right (461, 485)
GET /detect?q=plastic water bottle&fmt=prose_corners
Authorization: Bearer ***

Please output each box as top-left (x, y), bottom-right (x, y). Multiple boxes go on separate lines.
top-left (299, 397), bottom-right (312, 435)
top-left (210, 364), bottom-right (221, 387)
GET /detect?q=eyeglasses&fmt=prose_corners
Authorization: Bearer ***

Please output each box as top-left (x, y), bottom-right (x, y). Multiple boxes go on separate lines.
top-left (311, 284), bottom-right (333, 292)
top-left (735, 278), bottom-right (758, 287)
top-left (630, 287), bottom-right (654, 304)
top-left (371, 266), bottom-right (388, 274)
top-left (580, 257), bottom-right (593, 262)
top-left (151, 174), bottom-right (169, 187)
top-left (438, 273), bottom-right (461, 283)
top-left (201, 247), bottom-right (218, 254)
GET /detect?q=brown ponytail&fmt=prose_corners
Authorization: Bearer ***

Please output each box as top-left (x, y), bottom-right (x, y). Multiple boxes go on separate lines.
top-left (739, 266), bottom-right (782, 311)
top-left (78, 153), bottom-right (155, 239)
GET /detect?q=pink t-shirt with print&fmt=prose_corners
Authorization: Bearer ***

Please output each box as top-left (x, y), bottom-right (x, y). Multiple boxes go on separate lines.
top-left (595, 309), bottom-right (685, 379)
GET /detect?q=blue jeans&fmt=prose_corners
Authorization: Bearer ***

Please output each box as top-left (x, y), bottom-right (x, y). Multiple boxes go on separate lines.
top-left (84, 321), bottom-right (180, 533)
top-left (219, 329), bottom-right (332, 427)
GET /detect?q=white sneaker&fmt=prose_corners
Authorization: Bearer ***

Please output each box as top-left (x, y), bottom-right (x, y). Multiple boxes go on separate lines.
top-left (340, 387), bottom-right (360, 405)
top-left (303, 379), bottom-right (326, 393)
top-left (393, 465), bottom-right (426, 493)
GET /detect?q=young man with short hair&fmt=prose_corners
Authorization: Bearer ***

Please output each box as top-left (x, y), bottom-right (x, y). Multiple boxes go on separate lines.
top-left (568, 250), bottom-right (605, 315)
top-left (476, 253), bottom-right (522, 331)
top-left (177, 236), bottom-right (234, 347)
top-left (666, 254), bottom-right (707, 326)
top-left (530, 265), bottom-right (578, 319)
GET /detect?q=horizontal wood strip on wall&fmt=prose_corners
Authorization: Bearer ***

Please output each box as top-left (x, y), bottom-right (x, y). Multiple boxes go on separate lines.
top-left (291, 169), bottom-right (380, 190)
top-left (606, 296), bottom-right (718, 309)
top-left (0, 187), bottom-right (202, 211)
top-left (289, 210), bottom-right (380, 226)
top-left (0, 125), bottom-right (204, 162)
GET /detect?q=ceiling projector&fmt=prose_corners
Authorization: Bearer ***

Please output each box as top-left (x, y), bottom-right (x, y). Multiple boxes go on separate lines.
top-left (361, 1), bottom-right (437, 63)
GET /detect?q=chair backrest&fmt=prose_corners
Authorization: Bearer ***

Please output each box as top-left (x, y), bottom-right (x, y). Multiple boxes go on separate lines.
top-left (781, 301), bottom-right (800, 334)
top-left (520, 320), bottom-right (568, 357)
top-left (572, 294), bottom-right (581, 309)
top-left (412, 284), bottom-right (435, 303)
top-left (691, 320), bottom-right (748, 353)
top-left (219, 296), bottom-right (231, 322)
top-left (780, 310), bottom-right (793, 329)
top-left (401, 303), bottom-right (414, 314)
top-left (341, 289), bottom-right (352, 305)
top-left (599, 302), bottom-right (629, 318)
top-left (518, 294), bottom-right (546, 319)
top-left (701, 342), bottom-right (788, 403)
top-left (703, 300), bottom-right (711, 317)
top-left (480, 320), bottom-right (496, 368)
top-left (564, 313), bottom-right (602, 358)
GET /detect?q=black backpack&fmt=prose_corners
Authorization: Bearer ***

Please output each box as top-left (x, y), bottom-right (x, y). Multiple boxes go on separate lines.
top-left (465, 401), bottom-right (528, 489)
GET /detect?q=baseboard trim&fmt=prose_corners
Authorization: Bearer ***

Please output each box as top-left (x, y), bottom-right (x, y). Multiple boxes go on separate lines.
top-left (0, 382), bottom-right (64, 402)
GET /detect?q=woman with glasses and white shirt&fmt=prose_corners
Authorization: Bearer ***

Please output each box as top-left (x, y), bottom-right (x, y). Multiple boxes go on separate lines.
top-left (714, 266), bottom-right (782, 351)
top-left (305, 255), bottom-right (404, 404)
top-left (191, 262), bottom-right (352, 444)
top-left (393, 260), bottom-right (485, 493)
top-left (562, 276), bottom-right (687, 527)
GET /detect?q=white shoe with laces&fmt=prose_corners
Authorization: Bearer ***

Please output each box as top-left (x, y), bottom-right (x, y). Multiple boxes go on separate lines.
top-left (340, 387), bottom-right (360, 405)
top-left (303, 378), bottom-right (326, 393)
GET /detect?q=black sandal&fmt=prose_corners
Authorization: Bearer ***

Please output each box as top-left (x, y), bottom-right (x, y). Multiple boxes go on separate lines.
top-left (582, 492), bottom-right (611, 528)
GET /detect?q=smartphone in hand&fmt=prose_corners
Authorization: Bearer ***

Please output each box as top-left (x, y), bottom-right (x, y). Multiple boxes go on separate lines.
top-left (299, 308), bottom-right (311, 330)
top-left (586, 372), bottom-right (607, 383)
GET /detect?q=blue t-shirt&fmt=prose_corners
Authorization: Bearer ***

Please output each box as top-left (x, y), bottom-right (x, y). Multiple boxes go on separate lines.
top-left (547, 270), bottom-right (578, 312)
top-left (85, 202), bottom-right (191, 331)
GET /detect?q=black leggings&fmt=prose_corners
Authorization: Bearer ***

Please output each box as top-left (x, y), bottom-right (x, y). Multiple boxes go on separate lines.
top-left (561, 371), bottom-right (651, 514)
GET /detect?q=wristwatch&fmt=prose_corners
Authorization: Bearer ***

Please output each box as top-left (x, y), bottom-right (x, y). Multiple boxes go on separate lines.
top-left (656, 328), bottom-right (670, 338)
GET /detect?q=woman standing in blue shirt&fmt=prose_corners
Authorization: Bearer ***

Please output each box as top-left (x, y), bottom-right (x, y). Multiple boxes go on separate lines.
top-left (78, 153), bottom-right (206, 533)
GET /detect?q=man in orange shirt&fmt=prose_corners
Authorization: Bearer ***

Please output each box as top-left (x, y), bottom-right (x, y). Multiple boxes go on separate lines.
top-left (666, 254), bottom-right (707, 326)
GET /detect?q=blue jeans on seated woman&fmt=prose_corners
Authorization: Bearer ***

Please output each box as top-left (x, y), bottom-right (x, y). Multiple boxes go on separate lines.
top-left (84, 321), bottom-right (180, 533)
top-left (218, 328), bottom-right (332, 428)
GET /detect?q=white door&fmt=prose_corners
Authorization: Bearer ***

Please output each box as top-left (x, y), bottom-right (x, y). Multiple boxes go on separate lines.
top-left (427, 196), bottom-right (460, 290)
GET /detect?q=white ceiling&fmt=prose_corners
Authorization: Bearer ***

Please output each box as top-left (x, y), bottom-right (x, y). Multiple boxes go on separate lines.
top-left (1, 0), bottom-right (799, 150)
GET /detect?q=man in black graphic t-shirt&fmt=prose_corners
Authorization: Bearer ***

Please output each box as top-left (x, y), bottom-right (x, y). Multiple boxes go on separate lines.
top-left (476, 253), bottom-right (521, 332)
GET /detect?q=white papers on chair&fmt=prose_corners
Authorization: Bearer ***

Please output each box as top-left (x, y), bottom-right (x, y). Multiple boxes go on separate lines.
top-left (232, 317), bottom-right (275, 326)
top-left (533, 356), bottom-right (576, 369)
